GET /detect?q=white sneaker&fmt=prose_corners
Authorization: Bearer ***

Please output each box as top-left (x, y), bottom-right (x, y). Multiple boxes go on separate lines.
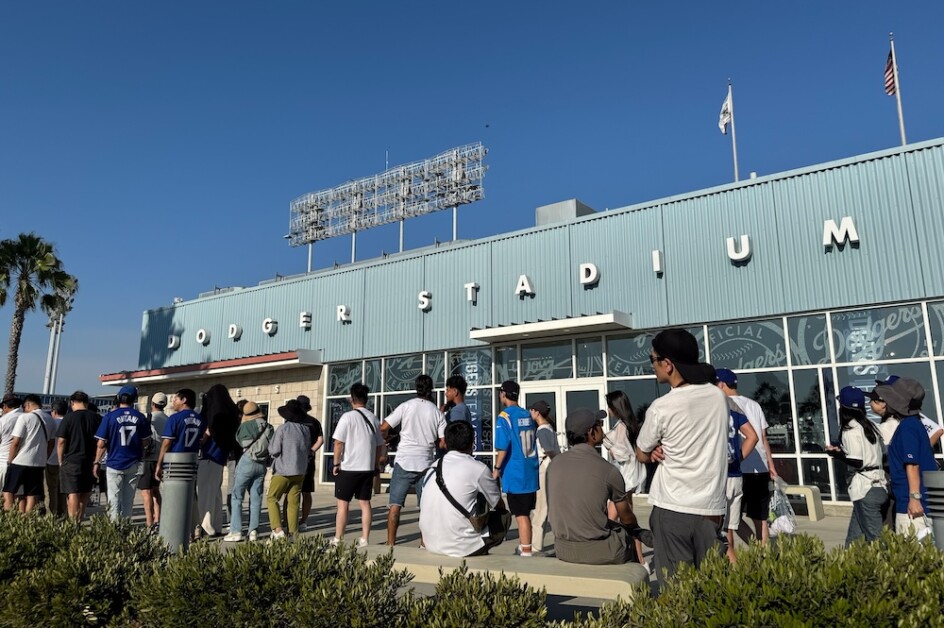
top-left (329, 537), bottom-right (341, 547)
top-left (270, 529), bottom-right (287, 542)
top-left (223, 532), bottom-right (243, 542)
top-left (248, 530), bottom-right (258, 542)
top-left (515, 544), bottom-right (533, 558)
top-left (357, 537), bottom-right (369, 548)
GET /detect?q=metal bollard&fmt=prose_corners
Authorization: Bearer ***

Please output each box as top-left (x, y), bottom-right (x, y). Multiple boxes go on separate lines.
top-left (159, 452), bottom-right (199, 554)
top-left (922, 470), bottom-right (944, 551)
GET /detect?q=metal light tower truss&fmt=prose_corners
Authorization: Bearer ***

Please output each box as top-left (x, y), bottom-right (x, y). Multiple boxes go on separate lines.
top-left (288, 142), bottom-right (487, 246)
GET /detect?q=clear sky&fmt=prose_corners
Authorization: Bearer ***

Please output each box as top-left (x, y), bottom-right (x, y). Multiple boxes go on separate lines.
top-left (2, 1), bottom-right (943, 396)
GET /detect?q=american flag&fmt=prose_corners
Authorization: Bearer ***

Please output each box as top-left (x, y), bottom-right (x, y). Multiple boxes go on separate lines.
top-left (884, 51), bottom-right (896, 95)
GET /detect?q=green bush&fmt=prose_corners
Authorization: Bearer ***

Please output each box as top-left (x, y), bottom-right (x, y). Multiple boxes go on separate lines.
top-left (0, 515), bottom-right (167, 627)
top-left (0, 510), bottom-right (80, 582)
top-left (576, 531), bottom-right (944, 628)
top-left (132, 536), bottom-right (416, 627)
top-left (407, 564), bottom-right (548, 628)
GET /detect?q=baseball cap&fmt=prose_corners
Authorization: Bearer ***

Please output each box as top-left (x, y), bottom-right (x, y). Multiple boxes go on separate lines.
top-left (117, 385), bottom-right (138, 400)
top-left (875, 375), bottom-right (900, 387)
top-left (651, 329), bottom-right (712, 385)
top-left (499, 380), bottom-right (520, 399)
top-left (529, 400), bottom-right (551, 416)
top-left (297, 395), bottom-right (312, 412)
top-left (837, 386), bottom-right (865, 411)
top-left (715, 368), bottom-right (738, 387)
top-left (242, 401), bottom-right (264, 419)
top-left (565, 408), bottom-right (607, 435)
top-left (151, 392), bottom-right (168, 408)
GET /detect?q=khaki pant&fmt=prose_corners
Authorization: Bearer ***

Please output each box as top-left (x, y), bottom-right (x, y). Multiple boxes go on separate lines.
top-left (268, 475), bottom-right (303, 534)
top-left (555, 524), bottom-right (634, 565)
top-left (530, 457), bottom-right (551, 551)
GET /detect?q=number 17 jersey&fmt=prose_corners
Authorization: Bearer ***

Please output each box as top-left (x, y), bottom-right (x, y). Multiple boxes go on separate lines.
top-left (163, 409), bottom-right (206, 453)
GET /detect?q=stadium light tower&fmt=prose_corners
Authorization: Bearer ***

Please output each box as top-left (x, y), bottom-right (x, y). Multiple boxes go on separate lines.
top-left (288, 142), bottom-right (488, 266)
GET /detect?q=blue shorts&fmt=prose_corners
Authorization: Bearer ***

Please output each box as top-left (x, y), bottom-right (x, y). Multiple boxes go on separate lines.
top-left (387, 463), bottom-right (426, 508)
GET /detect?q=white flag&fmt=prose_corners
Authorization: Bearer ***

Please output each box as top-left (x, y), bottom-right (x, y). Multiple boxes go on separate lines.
top-left (718, 92), bottom-right (732, 135)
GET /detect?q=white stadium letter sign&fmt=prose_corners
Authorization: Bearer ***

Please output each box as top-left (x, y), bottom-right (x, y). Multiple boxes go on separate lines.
top-left (167, 335), bottom-right (180, 350)
top-left (227, 324), bottom-right (243, 340)
top-left (726, 234), bottom-right (752, 262)
top-left (195, 329), bottom-right (210, 346)
top-left (464, 282), bottom-right (480, 303)
top-left (262, 318), bottom-right (278, 336)
top-left (337, 305), bottom-right (351, 322)
top-left (417, 291), bottom-right (432, 311)
top-left (299, 311), bottom-right (312, 329)
top-left (823, 217), bottom-right (860, 249)
top-left (515, 274), bottom-right (534, 297)
top-left (579, 263), bottom-right (600, 286)
top-left (651, 250), bottom-right (664, 274)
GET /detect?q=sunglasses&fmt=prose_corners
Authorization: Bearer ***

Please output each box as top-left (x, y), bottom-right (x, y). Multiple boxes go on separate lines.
top-left (649, 354), bottom-right (666, 364)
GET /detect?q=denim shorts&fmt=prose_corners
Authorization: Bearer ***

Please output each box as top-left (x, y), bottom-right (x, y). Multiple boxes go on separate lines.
top-left (387, 463), bottom-right (427, 507)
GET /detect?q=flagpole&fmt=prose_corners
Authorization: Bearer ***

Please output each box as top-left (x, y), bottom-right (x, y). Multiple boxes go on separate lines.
top-left (728, 80), bottom-right (740, 181)
top-left (890, 32), bottom-right (907, 146)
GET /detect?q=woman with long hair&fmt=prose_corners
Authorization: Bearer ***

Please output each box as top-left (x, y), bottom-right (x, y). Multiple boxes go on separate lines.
top-left (826, 387), bottom-right (888, 546)
top-left (194, 384), bottom-right (240, 538)
top-left (603, 389), bottom-right (648, 566)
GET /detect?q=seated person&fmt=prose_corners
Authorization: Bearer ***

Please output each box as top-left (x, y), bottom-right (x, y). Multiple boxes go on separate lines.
top-left (547, 408), bottom-right (640, 565)
top-left (419, 421), bottom-right (503, 557)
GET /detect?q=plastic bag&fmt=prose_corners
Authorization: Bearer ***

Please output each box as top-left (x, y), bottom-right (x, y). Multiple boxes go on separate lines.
top-left (768, 476), bottom-right (798, 538)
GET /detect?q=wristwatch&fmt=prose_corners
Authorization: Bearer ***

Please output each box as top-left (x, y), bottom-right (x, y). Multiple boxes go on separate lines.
top-left (909, 491), bottom-right (922, 500)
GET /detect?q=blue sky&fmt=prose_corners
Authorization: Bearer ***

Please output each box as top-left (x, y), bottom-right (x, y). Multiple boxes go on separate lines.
top-left (2, 1), bottom-right (943, 395)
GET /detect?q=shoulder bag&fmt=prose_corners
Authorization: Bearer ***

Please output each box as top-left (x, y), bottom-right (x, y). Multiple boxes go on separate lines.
top-left (434, 457), bottom-right (511, 542)
top-left (243, 420), bottom-right (272, 466)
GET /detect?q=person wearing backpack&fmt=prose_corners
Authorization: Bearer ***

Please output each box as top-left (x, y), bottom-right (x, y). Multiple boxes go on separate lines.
top-left (330, 383), bottom-right (384, 547)
top-left (224, 401), bottom-right (273, 542)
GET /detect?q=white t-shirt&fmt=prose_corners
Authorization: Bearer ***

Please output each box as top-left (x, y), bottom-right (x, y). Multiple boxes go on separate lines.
top-left (418, 451), bottom-right (501, 557)
top-left (11, 410), bottom-right (53, 468)
top-left (333, 407), bottom-right (383, 472)
top-left (878, 414), bottom-right (941, 446)
top-left (840, 422), bottom-right (886, 502)
top-left (734, 395), bottom-right (770, 474)
top-left (0, 408), bottom-right (22, 465)
top-left (637, 383), bottom-right (729, 516)
top-left (383, 397), bottom-right (446, 471)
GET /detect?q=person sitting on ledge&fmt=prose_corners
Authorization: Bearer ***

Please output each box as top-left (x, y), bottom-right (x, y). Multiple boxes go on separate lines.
top-left (546, 408), bottom-right (643, 565)
top-left (419, 421), bottom-right (504, 557)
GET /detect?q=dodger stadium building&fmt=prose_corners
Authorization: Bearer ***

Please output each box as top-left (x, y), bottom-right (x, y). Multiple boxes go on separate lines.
top-left (102, 137), bottom-right (944, 502)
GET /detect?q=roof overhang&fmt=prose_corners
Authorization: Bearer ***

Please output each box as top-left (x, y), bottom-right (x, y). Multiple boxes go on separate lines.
top-left (469, 311), bottom-right (633, 343)
top-left (100, 349), bottom-right (323, 387)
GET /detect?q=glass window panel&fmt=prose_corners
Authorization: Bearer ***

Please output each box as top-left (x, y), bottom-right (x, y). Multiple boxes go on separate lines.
top-left (836, 361), bottom-right (938, 425)
top-left (384, 354), bottom-right (423, 392)
top-left (521, 340), bottom-right (573, 381)
top-left (426, 352), bottom-right (445, 388)
top-left (449, 348), bottom-right (493, 387)
top-left (794, 369), bottom-right (825, 454)
top-left (707, 319), bottom-right (787, 369)
top-left (822, 369), bottom-right (839, 446)
top-left (686, 326), bottom-right (707, 362)
top-left (494, 346), bottom-right (518, 383)
top-left (929, 300), bottom-right (944, 356)
top-left (576, 338), bottom-right (604, 378)
top-left (831, 304), bottom-right (927, 363)
top-left (935, 361), bottom-right (944, 457)
top-left (606, 332), bottom-right (656, 378)
top-left (328, 362), bottom-right (362, 396)
top-left (832, 459), bottom-right (852, 502)
top-left (733, 371), bottom-right (794, 454)
top-left (364, 359), bottom-right (382, 395)
top-left (801, 458), bottom-right (832, 500)
top-left (606, 379), bottom-right (670, 425)
top-left (772, 458), bottom-right (799, 486)
top-left (787, 314), bottom-right (830, 366)
top-left (466, 387), bottom-right (493, 452)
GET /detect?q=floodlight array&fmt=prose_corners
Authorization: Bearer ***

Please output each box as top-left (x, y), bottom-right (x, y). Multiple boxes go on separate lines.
top-left (288, 142), bottom-right (487, 246)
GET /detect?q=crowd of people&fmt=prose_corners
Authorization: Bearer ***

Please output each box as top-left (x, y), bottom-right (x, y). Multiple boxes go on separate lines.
top-left (0, 325), bottom-right (940, 583)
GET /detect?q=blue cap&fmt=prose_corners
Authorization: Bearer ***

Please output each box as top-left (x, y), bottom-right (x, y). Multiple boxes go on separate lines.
top-left (837, 386), bottom-right (865, 410)
top-left (715, 368), bottom-right (738, 387)
top-left (117, 385), bottom-right (138, 400)
top-left (875, 375), bottom-right (899, 386)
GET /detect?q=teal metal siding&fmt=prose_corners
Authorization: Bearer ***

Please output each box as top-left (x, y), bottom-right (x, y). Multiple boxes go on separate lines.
top-left (133, 138), bottom-right (944, 369)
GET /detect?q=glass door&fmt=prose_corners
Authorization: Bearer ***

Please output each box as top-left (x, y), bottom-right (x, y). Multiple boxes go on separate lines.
top-left (520, 383), bottom-right (606, 452)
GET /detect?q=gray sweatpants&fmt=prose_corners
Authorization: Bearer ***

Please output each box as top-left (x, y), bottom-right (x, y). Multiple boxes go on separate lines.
top-left (650, 505), bottom-right (724, 582)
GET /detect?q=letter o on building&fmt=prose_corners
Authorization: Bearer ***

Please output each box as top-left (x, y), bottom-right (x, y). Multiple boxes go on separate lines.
top-left (196, 329), bottom-right (210, 346)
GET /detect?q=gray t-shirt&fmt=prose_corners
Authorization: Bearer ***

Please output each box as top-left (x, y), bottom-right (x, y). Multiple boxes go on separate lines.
top-left (536, 424), bottom-right (560, 460)
top-left (546, 443), bottom-right (626, 542)
top-left (268, 422), bottom-right (310, 476)
top-left (446, 402), bottom-right (472, 424)
top-left (145, 411), bottom-right (168, 461)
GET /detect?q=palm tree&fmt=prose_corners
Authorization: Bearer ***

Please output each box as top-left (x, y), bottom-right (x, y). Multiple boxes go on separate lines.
top-left (0, 233), bottom-right (78, 397)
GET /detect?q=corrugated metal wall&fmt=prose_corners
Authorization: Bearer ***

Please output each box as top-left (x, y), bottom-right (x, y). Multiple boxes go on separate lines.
top-left (135, 138), bottom-right (944, 370)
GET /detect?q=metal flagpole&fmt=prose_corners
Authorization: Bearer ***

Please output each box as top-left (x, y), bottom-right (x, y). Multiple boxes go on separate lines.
top-left (728, 81), bottom-right (740, 182)
top-left (890, 33), bottom-right (907, 146)
top-left (50, 313), bottom-right (64, 393)
top-left (42, 320), bottom-right (57, 394)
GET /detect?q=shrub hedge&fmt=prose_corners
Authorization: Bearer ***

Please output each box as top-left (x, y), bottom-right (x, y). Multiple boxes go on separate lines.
top-left (1, 510), bottom-right (942, 627)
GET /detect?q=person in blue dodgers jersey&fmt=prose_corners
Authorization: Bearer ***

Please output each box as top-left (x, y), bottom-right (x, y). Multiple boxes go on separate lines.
top-left (494, 380), bottom-right (539, 557)
top-left (93, 386), bottom-right (151, 519)
top-left (878, 377), bottom-right (938, 540)
top-left (155, 388), bottom-right (206, 481)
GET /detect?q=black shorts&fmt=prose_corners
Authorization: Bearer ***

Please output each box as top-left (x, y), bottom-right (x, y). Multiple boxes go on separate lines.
top-left (506, 492), bottom-right (537, 516)
top-left (138, 461), bottom-right (161, 490)
top-left (59, 461), bottom-right (95, 494)
top-left (3, 464), bottom-right (45, 497)
top-left (302, 459), bottom-right (316, 492)
top-left (741, 472), bottom-right (772, 521)
top-left (334, 470), bottom-right (375, 502)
